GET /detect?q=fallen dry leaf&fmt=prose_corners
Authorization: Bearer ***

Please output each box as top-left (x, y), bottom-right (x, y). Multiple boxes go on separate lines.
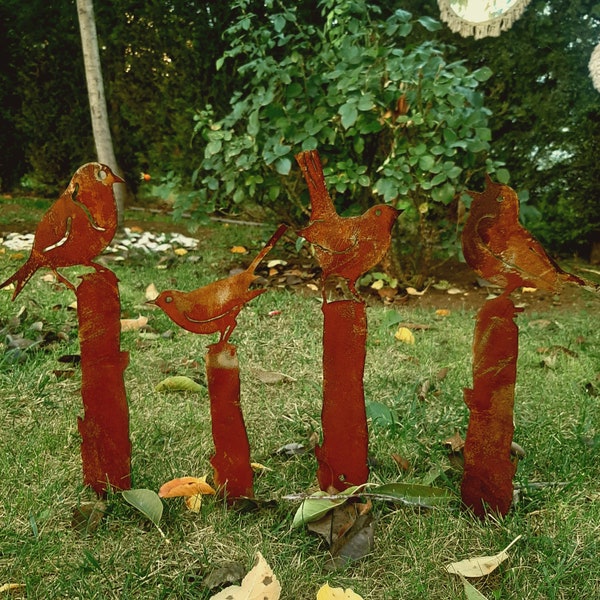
top-left (174, 247), bottom-right (188, 256)
top-left (406, 286), bottom-right (429, 296)
top-left (391, 453), bottom-right (411, 471)
top-left (145, 283), bottom-right (159, 301)
top-left (159, 476), bottom-right (216, 498)
top-left (445, 535), bottom-right (522, 578)
top-left (230, 245), bottom-right (248, 254)
top-left (210, 552), bottom-right (281, 600)
top-left (251, 367), bottom-right (297, 384)
top-left (0, 583), bottom-right (25, 594)
top-left (394, 326), bottom-right (415, 344)
top-left (120, 315), bottom-right (148, 332)
top-left (317, 583), bottom-right (364, 600)
top-left (435, 308), bottom-right (451, 316)
top-left (443, 431), bottom-right (465, 453)
top-left (71, 500), bottom-right (107, 534)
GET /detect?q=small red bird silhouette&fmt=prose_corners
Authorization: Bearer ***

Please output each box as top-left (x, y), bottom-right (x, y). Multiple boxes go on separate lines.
top-left (462, 176), bottom-right (596, 294)
top-left (150, 224), bottom-right (287, 344)
top-left (0, 162), bottom-right (124, 299)
top-left (295, 150), bottom-right (400, 298)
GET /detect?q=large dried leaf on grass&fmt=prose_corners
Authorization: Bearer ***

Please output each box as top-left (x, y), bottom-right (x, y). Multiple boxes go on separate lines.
top-left (459, 575), bottom-right (489, 600)
top-left (210, 552), bottom-right (281, 600)
top-left (445, 535), bottom-right (521, 578)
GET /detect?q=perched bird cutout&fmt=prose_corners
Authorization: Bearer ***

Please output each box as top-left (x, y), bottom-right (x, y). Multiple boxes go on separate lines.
top-left (151, 224), bottom-right (287, 344)
top-left (295, 150), bottom-right (400, 300)
top-left (462, 175), bottom-right (597, 295)
top-left (0, 162), bottom-right (123, 299)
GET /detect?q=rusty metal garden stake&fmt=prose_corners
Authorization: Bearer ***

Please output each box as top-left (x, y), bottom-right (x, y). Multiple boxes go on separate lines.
top-left (152, 225), bottom-right (287, 500)
top-left (461, 294), bottom-right (519, 517)
top-left (318, 300), bottom-right (369, 490)
top-left (77, 269), bottom-right (131, 495)
top-left (205, 342), bottom-right (253, 498)
top-left (0, 163), bottom-right (130, 497)
top-left (461, 177), bottom-right (595, 517)
top-left (296, 150), bottom-right (398, 492)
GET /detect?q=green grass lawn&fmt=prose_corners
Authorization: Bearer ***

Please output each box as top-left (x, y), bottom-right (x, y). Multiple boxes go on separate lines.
top-left (1, 214), bottom-right (599, 599)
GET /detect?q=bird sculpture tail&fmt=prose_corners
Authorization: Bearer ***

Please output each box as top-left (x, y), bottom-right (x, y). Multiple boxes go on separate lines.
top-left (295, 150), bottom-right (336, 221)
top-left (245, 224), bottom-right (288, 274)
top-left (0, 258), bottom-right (38, 300)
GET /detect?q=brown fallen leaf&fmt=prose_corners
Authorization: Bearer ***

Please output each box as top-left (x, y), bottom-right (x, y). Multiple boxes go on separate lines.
top-left (71, 500), bottom-right (107, 534)
top-left (391, 453), bottom-right (411, 472)
top-left (327, 513), bottom-right (374, 571)
top-left (443, 431), bottom-right (465, 453)
top-left (230, 245), bottom-right (248, 254)
top-left (203, 561), bottom-right (246, 591)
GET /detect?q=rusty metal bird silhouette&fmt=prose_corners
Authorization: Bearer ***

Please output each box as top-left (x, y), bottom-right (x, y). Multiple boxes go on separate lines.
top-left (462, 176), bottom-right (595, 295)
top-left (150, 224), bottom-right (287, 344)
top-left (295, 150), bottom-right (399, 299)
top-left (0, 162), bottom-right (123, 299)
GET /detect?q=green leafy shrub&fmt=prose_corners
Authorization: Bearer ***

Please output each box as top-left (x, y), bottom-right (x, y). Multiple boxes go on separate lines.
top-left (187, 0), bottom-right (506, 281)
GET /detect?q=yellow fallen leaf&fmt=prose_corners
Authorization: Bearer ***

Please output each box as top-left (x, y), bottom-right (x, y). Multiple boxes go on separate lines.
top-left (394, 326), bottom-right (415, 344)
top-left (521, 286), bottom-right (537, 293)
top-left (251, 462), bottom-right (273, 472)
top-left (445, 535), bottom-right (522, 578)
top-left (447, 287), bottom-right (464, 295)
top-left (41, 273), bottom-right (57, 282)
top-left (120, 315), bottom-right (149, 332)
top-left (316, 583), bottom-right (364, 600)
top-left (0, 583), bottom-right (25, 593)
top-left (230, 245), bottom-right (248, 254)
top-left (435, 309), bottom-right (451, 317)
top-left (174, 247), bottom-right (188, 256)
top-left (210, 552), bottom-right (281, 600)
top-left (370, 279), bottom-right (385, 290)
top-left (185, 493), bottom-right (203, 513)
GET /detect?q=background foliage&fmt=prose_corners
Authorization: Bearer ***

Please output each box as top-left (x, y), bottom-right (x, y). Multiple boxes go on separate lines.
top-left (0, 0), bottom-right (598, 264)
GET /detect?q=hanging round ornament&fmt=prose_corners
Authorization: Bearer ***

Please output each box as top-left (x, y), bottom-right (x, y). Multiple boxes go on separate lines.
top-left (438, 0), bottom-right (532, 39)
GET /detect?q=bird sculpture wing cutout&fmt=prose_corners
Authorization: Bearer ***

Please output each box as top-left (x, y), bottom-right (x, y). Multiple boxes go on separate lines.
top-left (295, 150), bottom-right (400, 298)
top-left (0, 162), bottom-right (123, 299)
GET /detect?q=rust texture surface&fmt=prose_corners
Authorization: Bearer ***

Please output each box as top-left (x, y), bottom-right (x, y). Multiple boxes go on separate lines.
top-left (317, 300), bottom-right (369, 490)
top-left (462, 176), bottom-right (587, 294)
top-left (296, 150), bottom-right (399, 300)
top-left (0, 163), bottom-right (123, 298)
top-left (461, 294), bottom-right (519, 517)
top-left (0, 163), bottom-right (129, 497)
top-left (460, 176), bottom-right (596, 517)
top-left (152, 225), bottom-right (287, 499)
top-left (77, 269), bottom-right (131, 496)
top-left (206, 343), bottom-right (254, 499)
top-left (152, 224), bottom-right (287, 344)
top-left (296, 150), bottom-right (398, 492)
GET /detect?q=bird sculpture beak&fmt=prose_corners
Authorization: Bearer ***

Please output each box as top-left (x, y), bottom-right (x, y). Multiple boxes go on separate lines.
top-left (112, 173), bottom-right (126, 184)
top-left (145, 298), bottom-right (157, 306)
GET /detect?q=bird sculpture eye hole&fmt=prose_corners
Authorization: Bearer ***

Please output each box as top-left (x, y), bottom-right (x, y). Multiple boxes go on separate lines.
top-left (497, 195), bottom-right (504, 203)
top-left (98, 170), bottom-right (108, 181)
top-left (375, 209), bottom-right (382, 216)
top-left (165, 296), bottom-right (173, 303)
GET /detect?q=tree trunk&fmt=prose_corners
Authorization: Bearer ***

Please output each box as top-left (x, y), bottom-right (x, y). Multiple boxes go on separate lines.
top-left (76, 0), bottom-right (125, 224)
